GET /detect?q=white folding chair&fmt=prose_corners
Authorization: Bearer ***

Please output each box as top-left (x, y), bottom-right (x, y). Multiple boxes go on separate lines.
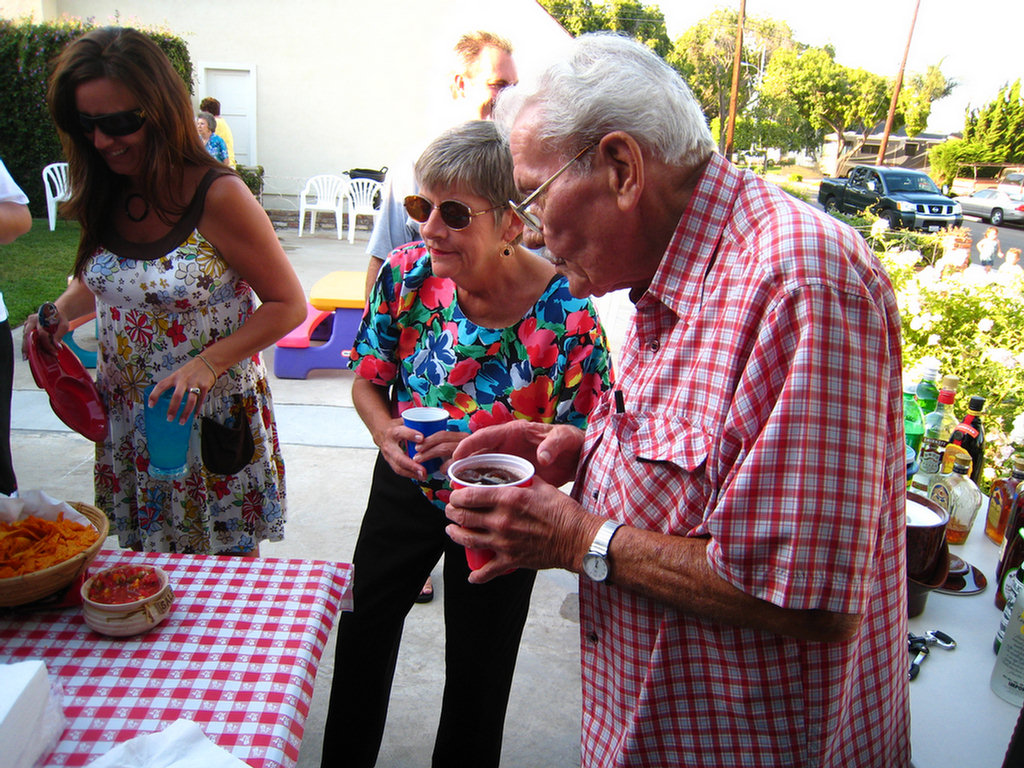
top-left (345, 178), bottom-right (383, 243)
top-left (298, 174), bottom-right (349, 239)
top-left (42, 162), bottom-right (71, 231)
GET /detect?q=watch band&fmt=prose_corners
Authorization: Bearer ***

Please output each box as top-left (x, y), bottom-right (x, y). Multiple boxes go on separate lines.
top-left (589, 519), bottom-right (622, 558)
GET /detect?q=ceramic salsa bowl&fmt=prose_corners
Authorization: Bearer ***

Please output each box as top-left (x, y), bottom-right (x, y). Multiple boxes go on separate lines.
top-left (80, 564), bottom-right (173, 637)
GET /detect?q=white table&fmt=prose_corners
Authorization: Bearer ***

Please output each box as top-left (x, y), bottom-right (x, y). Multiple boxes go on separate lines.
top-left (909, 500), bottom-right (1023, 767)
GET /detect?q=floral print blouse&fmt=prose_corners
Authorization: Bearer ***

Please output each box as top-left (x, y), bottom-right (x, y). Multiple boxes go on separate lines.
top-left (350, 243), bottom-right (614, 506)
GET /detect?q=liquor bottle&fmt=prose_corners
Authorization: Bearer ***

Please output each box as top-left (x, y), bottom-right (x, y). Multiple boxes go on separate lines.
top-left (930, 453), bottom-right (983, 545)
top-left (995, 565), bottom-right (1024, 654)
top-left (915, 358), bottom-right (941, 415)
top-left (986, 457), bottom-right (1024, 545)
top-left (996, 534), bottom-right (1024, 653)
top-left (910, 388), bottom-right (959, 496)
top-left (903, 382), bottom-right (925, 461)
top-left (991, 582), bottom-right (1024, 707)
top-left (998, 490), bottom-right (1024, 608)
top-left (942, 395), bottom-right (986, 483)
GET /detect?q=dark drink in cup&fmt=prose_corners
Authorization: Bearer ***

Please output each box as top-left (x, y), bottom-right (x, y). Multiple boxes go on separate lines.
top-left (448, 454), bottom-right (535, 569)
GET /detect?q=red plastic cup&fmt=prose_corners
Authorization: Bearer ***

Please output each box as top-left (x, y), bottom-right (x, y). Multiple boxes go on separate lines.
top-left (447, 453), bottom-right (535, 570)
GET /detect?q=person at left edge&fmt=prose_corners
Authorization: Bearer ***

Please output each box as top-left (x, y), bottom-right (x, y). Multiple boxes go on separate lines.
top-left (322, 119), bottom-right (614, 767)
top-left (22, 27), bottom-right (306, 555)
top-left (0, 158), bottom-right (32, 496)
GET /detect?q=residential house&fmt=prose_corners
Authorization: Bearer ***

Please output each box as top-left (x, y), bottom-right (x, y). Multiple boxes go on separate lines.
top-left (1, 0), bottom-right (571, 214)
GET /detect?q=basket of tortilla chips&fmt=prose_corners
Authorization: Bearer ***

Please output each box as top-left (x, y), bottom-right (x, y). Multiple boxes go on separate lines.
top-left (0, 498), bottom-right (107, 607)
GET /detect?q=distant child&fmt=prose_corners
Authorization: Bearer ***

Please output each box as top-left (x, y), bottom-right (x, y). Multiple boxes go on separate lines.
top-left (976, 226), bottom-right (1002, 272)
top-left (998, 247), bottom-right (1024, 286)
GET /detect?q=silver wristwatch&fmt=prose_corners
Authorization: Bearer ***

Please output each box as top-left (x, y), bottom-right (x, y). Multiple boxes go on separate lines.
top-left (582, 519), bottom-right (623, 583)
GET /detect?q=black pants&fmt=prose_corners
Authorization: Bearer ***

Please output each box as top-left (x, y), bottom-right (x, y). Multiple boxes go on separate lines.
top-left (0, 321), bottom-right (15, 495)
top-left (321, 453), bottom-right (536, 768)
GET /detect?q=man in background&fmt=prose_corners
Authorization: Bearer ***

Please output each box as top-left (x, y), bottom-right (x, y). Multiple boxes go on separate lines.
top-left (362, 30), bottom-right (518, 300)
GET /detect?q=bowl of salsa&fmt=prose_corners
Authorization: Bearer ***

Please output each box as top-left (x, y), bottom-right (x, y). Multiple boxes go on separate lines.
top-left (80, 564), bottom-right (173, 636)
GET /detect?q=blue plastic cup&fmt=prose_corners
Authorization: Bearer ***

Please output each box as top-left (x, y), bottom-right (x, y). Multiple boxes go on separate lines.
top-left (144, 383), bottom-right (196, 480)
top-left (402, 406), bottom-right (449, 475)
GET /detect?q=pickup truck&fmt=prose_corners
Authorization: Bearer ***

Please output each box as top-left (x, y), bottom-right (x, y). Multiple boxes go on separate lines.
top-left (818, 165), bottom-right (963, 231)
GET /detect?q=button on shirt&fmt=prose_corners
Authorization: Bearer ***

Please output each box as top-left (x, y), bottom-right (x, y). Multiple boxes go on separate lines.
top-left (576, 154), bottom-right (909, 767)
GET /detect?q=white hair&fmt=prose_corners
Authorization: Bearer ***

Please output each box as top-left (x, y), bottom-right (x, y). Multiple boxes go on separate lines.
top-left (495, 32), bottom-right (715, 170)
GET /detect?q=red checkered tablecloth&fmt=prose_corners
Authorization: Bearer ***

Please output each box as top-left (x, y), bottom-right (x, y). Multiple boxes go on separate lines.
top-left (0, 550), bottom-right (352, 768)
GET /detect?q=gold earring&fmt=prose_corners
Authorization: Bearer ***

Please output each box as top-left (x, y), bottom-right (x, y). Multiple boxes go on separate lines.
top-left (501, 243), bottom-right (513, 257)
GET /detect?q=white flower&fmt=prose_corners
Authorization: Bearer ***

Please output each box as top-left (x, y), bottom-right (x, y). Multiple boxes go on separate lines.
top-left (872, 219), bottom-right (889, 237)
top-left (1011, 413), bottom-right (1024, 446)
top-left (910, 316), bottom-right (924, 331)
top-left (927, 334), bottom-right (941, 346)
top-left (986, 348), bottom-right (1014, 366)
top-left (979, 318), bottom-right (995, 333)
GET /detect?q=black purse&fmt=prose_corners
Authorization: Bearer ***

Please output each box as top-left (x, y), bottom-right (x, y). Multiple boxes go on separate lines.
top-left (200, 395), bottom-right (255, 475)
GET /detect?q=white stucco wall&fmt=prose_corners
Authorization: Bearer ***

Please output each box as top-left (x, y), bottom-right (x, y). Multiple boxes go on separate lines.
top-left (2, 0), bottom-right (571, 209)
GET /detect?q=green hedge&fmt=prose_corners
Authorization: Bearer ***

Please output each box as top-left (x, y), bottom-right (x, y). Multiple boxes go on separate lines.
top-left (0, 18), bottom-right (193, 219)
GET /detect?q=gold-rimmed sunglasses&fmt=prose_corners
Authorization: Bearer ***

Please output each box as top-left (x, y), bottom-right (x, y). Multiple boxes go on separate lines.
top-left (404, 195), bottom-right (504, 231)
top-left (508, 143), bottom-right (596, 233)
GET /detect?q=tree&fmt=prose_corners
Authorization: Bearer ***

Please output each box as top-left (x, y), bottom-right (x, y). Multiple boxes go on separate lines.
top-left (538, 0), bottom-right (671, 55)
top-left (762, 46), bottom-right (896, 172)
top-left (898, 65), bottom-right (956, 137)
top-left (963, 80), bottom-right (1024, 162)
top-left (666, 9), bottom-right (796, 153)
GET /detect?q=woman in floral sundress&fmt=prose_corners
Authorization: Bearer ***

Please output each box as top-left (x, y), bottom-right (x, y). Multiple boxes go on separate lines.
top-left (23, 28), bottom-right (306, 555)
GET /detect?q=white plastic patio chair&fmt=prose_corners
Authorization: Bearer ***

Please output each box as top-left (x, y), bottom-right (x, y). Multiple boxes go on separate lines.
top-left (298, 174), bottom-right (349, 239)
top-left (42, 162), bottom-right (71, 231)
top-left (345, 178), bottom-right (383, 243)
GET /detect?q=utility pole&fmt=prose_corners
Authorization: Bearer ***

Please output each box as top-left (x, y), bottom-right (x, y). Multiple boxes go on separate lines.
top-left (725, 0), bottom-right (746, 159)
top-left (876, 0), bottom-right (920, 166)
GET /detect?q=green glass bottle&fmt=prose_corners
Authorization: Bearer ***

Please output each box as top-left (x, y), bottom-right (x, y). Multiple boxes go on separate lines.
top-left (903, 382), bottom-right (925, 460)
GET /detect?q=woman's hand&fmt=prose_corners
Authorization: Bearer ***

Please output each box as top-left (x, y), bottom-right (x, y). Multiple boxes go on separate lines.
top-left (452, 421), bottom-right (584, 487)
top-left (377, 420), bottom-right (467, 481)
top-left (147, 354), bottom-right (220, 423)
top-left (21, 279), bottom-right (97, 359)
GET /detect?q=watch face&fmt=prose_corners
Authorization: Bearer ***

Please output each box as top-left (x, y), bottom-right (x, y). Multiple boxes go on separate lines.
top-left (583, 553), bottom-right (609, 582)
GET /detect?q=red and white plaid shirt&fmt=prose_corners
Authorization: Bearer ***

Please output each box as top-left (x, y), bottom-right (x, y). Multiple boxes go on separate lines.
top-left (576, 154), bottom-right (909, 767)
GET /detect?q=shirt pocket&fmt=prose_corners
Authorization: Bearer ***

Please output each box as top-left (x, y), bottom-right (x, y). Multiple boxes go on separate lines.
top-left (606, 414), bottom-right (713, 533)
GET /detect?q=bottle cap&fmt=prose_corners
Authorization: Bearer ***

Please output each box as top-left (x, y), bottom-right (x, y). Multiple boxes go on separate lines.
top-left (941, 374), bottom-right (960, 392)
top-left (919, 357), bottom-right (940, 378)
top-left (953, 454), bottom-right (971, 471)
top-left (1013, 456), bottom-right (1024, 471)
top-left (968, 395), bottom-right (986, 411)
top-left (938, 389), bottom-right (955, 404)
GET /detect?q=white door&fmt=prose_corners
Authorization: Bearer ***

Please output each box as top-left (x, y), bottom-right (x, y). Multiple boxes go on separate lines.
top-left (198, 64), bottom-right (256, 166)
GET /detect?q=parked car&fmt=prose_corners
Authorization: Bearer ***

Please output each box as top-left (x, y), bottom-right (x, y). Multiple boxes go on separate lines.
top-left (818, 165), bottom-right (962, 231)
top-left (953, 188), bottom-right (1024, 226)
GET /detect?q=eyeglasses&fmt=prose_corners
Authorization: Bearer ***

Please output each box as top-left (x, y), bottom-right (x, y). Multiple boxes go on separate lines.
top-left (404, 195), bottom-right (504, 231)
top-left (77, 109), bottom-right (146, 137)
top-left (509, 143), bottom-right (595, 233)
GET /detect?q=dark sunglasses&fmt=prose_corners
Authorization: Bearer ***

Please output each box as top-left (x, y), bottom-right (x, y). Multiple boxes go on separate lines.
top-left (77, 109), bottom-right (147, 137)
top-left (404, 194), bottom-right (504, 231)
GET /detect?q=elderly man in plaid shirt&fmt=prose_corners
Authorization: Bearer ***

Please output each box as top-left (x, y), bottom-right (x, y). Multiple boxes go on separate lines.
top-left (447, 33), bottom-right (910, 768)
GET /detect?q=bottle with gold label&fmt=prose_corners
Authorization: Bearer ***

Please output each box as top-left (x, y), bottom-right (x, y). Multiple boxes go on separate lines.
top-left (931, 453), bottom-right (982, 545)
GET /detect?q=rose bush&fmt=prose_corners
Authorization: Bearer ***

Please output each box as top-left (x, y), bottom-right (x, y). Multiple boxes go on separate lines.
top-left (874, 232), bottom-right (1024, 491)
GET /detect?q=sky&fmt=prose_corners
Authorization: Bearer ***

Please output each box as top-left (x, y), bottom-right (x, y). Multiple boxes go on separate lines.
top-left (660, 0), bottom-right (1023, 135)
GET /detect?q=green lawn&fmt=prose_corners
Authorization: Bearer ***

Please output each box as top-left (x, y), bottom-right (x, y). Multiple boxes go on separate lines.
top-left (0, 219), bottom-right (81, 327)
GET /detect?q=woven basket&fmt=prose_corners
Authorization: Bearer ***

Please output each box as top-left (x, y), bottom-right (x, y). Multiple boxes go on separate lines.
top-left (0, 502), bottom-right (109, 608)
